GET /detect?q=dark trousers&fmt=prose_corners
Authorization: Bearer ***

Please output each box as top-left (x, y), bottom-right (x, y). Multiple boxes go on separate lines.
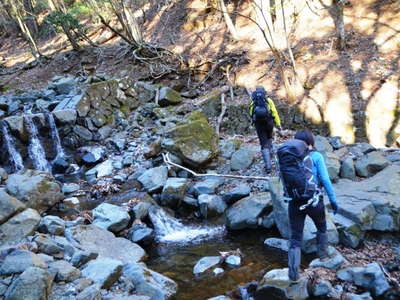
top-left (288, 198), bottom-right (327, 248)
top-left (255, 119), bottom-right (274, 150)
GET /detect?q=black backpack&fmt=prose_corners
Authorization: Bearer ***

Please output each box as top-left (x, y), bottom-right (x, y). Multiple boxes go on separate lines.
top-left (251, 90), bottom-right (271, 122)
top-left (277, 139), bottom-right (318, 202)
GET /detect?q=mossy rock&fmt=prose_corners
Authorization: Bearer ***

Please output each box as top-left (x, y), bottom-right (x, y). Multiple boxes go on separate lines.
top-left (164, 111), bottom-right (218, 168)
top-left (158, 87), bottom-right (182, 107)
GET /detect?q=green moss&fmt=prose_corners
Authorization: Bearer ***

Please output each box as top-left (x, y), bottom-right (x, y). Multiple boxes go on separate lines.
top-left (119, 104), bottom-right (130, 117)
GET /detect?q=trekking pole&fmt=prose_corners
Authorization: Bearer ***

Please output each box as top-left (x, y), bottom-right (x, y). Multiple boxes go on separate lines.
top-left (162, 153), bottom-right (270, 181)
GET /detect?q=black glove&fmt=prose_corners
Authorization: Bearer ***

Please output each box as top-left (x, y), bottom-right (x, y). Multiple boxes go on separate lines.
top-left (331, 201), bottom-right (339, 215)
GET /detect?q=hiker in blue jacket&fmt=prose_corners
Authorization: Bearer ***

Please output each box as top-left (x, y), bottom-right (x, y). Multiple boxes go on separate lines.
top-left (287, 130), bottom-right (339, 282)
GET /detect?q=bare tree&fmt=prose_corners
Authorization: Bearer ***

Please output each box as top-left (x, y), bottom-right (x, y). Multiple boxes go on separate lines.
top-left (218, 0), bottom-right (239, 40)
top-left (319, 0), bottom-right (346, 50)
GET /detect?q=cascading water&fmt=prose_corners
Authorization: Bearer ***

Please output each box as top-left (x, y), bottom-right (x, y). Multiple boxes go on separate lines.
top-left (24, 116), bottom-right (51, 172)
top-left (149, 208), bottom-right (225, 243)
top-left (47, 113), bottom-right (65, 159)
top-left (1, 122), bottom-right (24, 172)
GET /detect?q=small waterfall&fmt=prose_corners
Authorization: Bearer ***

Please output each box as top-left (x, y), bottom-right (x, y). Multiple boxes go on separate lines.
top-left (1, 122), bottom-right (24, 172)
top-left (24, 116), bottom-right (51, 172)
top-left (47, 113), bottom-right (65, 159)
top-left (149, 208), bottom-right (225, 243)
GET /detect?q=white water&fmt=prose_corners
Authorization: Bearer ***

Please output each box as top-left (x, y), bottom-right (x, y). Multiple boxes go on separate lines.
top-left (47, 113), bottom-right (65, 159)
top-left (24, 116), bottom-right (51, 172)
top-left (1, 123), bottom-right (24, 172)
top-left (149, 209), bottom-right (225, 243)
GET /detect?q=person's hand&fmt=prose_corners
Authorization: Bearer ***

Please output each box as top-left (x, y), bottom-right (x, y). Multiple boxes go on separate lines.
top-left (331, 201), bottom-right (338, 214)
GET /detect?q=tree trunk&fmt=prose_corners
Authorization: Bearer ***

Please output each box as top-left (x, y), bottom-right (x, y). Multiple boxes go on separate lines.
top-left (332, 0), bottom-right (346, 50)
top-left (218, 0), bottom-right (239, 40)
top-left (23, 0), bottom-right (38, 37)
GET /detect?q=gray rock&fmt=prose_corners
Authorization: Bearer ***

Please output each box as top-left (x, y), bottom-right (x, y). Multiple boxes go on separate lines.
top-left (50, 76), bottom-right (76, 95)
top-left (53, 109), bottom-right (77, 125)
top-left (0, 188), bottom-right (25, 225)
top-left (344, 292), bottom-right (373, 300)
top-left (333, 214), bottom-right (364, 248)
top-left (219, 140), bottom-right (237, 159)
top-left (325, 152), bottom-right (341, 182)
top-left (372, 214), bottom-right (397, 231)
top-left (230, 148), bottom-right (254, 171)
top-left (0, 168), bottom-right (8, 182)
top-left (132, 200), bottom-right (155, 220)
top-left (138, 166), bottom-right (168, 193)
top-left (261, 212), bottom-right (275, 229)
top-left (4, 267), bottom-right (54, 300)
top-left (315, 135), bottom-right (333, 154)
top-left (312, 280), bottom-right (333, 297)
top-left (208, 296), bottom-right (231, 300)
top-left (221, 185), bottom-right (251, 205)
top-left (82, 257), bottom-right (123, 289)
top-left (328, 136), bottom-right (344, 150)
top-left (160, 178), bottom-right (190, 208)
top-left (349, 143), bottom-right (376, 157)
top-left (192, 178), bottom-right (223, 196)
top-left (182, 196), bottom-right (198, 209)
top-left (337, 263), bottom-right (390, 296)
top-left (212, 268), bottom-right (225, 276)
top-left (386, 152), bottom-right (400, 162)
top-left (50, 260), bottom-right (80, 282)
top-left (70, 250), bottom-right (99, 268)
top-left (128, 224), bottom-right (154, 244)
top-left (93, 203), bottom-right (130, 233)
top-left (309, 246), bottom-right (348, 270)
top-left (113, 173), bottom-right (127, 184)
top-left (0, 208), bottom-right (41, 245)
top-left (34, 234), bottom-right (65, 257)
top-left (36, 253), bottom-right (54, 264)
top-left (158, 87), bottom-right (182, 107)
top-left (67, 225), bottom-right (146, 263)
top-left (226, 193), bottom-right (271, 230)
top-left (76, 284), bottom-right (102, 300)
top-left (198, 194), bottom-right (227, 217)
top-left (355, 151), bottom-right (389, 178)
top-left (225, 255), bottom-right (241, 267)
top-left (123, 262), bottom-right (177, 299)
top-left (74, 125), bottom-right (93, 141)
top-left (193, 256), bottom-right (221, 275)
top-left (86, 159), bottom-right (114, 179)
top-left (0, 250), bottom-right (47, 275)
top-left (38, 215), bottom-right (66, 235)
top-left (264, 238), bottom-right (289, 252)
top-left (6, 169), bottom-right (63, 213)
top-left (80, 146), bottom-right (106, 165)
top-left (340, 156), bottom-right (356, 180)
top-left (255, 268), bottom-right (309, 300)
top-left (62, 183), bottom-right (80, 194)
top-left (109, 138), bottom-right (126, 152)
top-left (63, 197), bottom-right (80, 209)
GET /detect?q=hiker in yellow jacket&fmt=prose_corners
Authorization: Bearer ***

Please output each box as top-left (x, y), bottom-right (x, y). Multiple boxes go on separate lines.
top-left (249, 86), bottom-right (282, 172)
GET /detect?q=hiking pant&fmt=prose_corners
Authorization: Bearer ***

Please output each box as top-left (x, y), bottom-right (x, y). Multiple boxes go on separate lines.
top-left (254, 119), bottom-right (274, 150)
top-left (288, 197), bottom-right (327, 248)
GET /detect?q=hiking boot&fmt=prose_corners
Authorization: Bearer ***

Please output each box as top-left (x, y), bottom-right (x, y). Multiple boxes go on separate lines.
top-left (288, 247), bottom-right (301, 282)
top-left (316, 231), bottom-right (328, 260)
top-left (261, 149), bottom-right (272, 172)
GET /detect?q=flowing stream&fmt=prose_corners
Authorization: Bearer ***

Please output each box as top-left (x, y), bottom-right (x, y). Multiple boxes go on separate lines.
top-left (24, 116), bottom-right (51, 172)
top-left (1, 122), bottom-right (24, 172)
top-left (47, 113), bottom-right (65, 159)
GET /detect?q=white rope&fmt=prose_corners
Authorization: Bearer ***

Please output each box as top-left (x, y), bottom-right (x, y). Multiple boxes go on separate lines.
top-left (162, 153), bottom-right (270, 181)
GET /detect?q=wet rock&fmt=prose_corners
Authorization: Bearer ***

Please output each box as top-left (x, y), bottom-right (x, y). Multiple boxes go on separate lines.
top-left (70, 250), bottom-right (99, 268)
top-left (50, 260), bottom-right (80, 282)
top-left (255, 268), bottom-right (308, 300)
top-left (76, 284), bottom-right (102, 300)
top-left (6, 169), bottom-right (63, 213)
top-left (0, 188), bottom-right (25, 225)
top-left (208, 296), bottom-right (231, 300)
top-left (315, 135), bottom-right (333, 154)
top-left (192, 178), bottom-right (224, 196)
top-left (163, 111), bottom-right (218, 168)
top-left (38, 215), bottom-right (66, 235)
top-left (264, 238), bottom-right (289, 252)
top-left (4, 267), bottom-right (54, 300)
top-left (138, 166), bottom-right (168, 193)
top-left (128, 224), bottom-right (154, 245)
top-left (158, 86), bottom-right (182, 107)
top-left (123, 262), bottom-right (178, 299)
top-left (225, 255), bottom-right (241, 267)
top-left (355, 151), bottom-right (389, 177)
top-left (309, 246), bottom-right (348, 270)
top-left (132, 199), bottom-right (156, 220)
top-left (193, 256), bottom-right (221, 275)
top-left (212, 268), bottom-right (225, 276)
top-left (161, 178), bottom-right (190, 208)
top-left (222, 184), bottom-right (251, 205)
top-left (312, 280), bottom-right (333, 297)
top-left (80, 146), bottom-right (106, 165)
top-left (62, 183), bottom-right (80, 194)
top-left (340, 156), bottom-right (356, 180)
top-left (53, 109), bottom-right (77, 125)
top-left (0, 250), bottom-right (47, 275)
top-left (333, 214), bottom-right (364, 248)
top-left (226, 193), bottom-right (271, 230)
top-left (86, 159), bottom-right (114, 179)
top-left (198, 194), bottom-right (227, 217)
top-left (67, 225), bottom-right (146, 263)
top-left (337, 263), bottom-right (390, 296)
top-left (93, 203), bottom-right (130, 233)
top-left (0, 208), bottom-right (41, 245)
top-left (82, 257), bottom-right (123, 289)
top-left (230, 148), bottom-right (254, 171)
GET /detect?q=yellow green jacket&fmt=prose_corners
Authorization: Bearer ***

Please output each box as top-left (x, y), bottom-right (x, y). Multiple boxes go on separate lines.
top-left (249, 97), bottom-right (281, 127)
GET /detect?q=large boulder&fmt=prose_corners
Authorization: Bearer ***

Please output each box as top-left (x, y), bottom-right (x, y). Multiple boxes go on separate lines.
top-left (354, 151), bottom-right (389, 178)
top-left (66, 225), bottom-right (146, 263)
top-left (315, 136), bottom-right (333, 154)
top-left (340, 156), bottom-right (356, 180)
top-left (160, 178), bottom-right (190, 208)
top-left (123, 262), bottom-right (178, 299)
top-left (333, 214), bottom-right (364, 248)
top-left (255, 268), bottom-right (309, 300)
top-left (198, 194), bottom-right (227, 217)
top-left (0, 250), bottom-right (47, 275)
top-left (325, 152), bottom-right (340, 182)
top-left (4, 267), bottom-right (54, 300)
top-left (138, 166), bottom-right (168, 193)
top-left (0, 208), bottom-right (41, 246)
top-left (6, 170), bottom-right (63, 213)
top-left (92, 203), bottom-right (130, 233)
top-left (221, 184), bottom-right (251, 205)
top-left (82, 257), bottom-right (123, 289)
top-left (230, 148), bottom-right (254, 171)
top-left (0, 188), bottom-right (25, 225)
top-left (163, 111), bottom-right (218, 168)
top-left (192, 178), bottom-right (224, 196)
top-left (225, 193), bottom-right (272, 230)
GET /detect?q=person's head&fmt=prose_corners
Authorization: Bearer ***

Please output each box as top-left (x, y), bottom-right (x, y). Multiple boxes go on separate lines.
top-left (294, 129), bottom-right (315, 148)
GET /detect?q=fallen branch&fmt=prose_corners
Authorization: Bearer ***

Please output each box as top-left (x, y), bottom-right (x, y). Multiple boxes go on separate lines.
top-left (378, 263), bottom-right (400, 291)
top-left (216, 93), bottom-right (227, 136)
top-left (162, 153), bottom-right (270, 181)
